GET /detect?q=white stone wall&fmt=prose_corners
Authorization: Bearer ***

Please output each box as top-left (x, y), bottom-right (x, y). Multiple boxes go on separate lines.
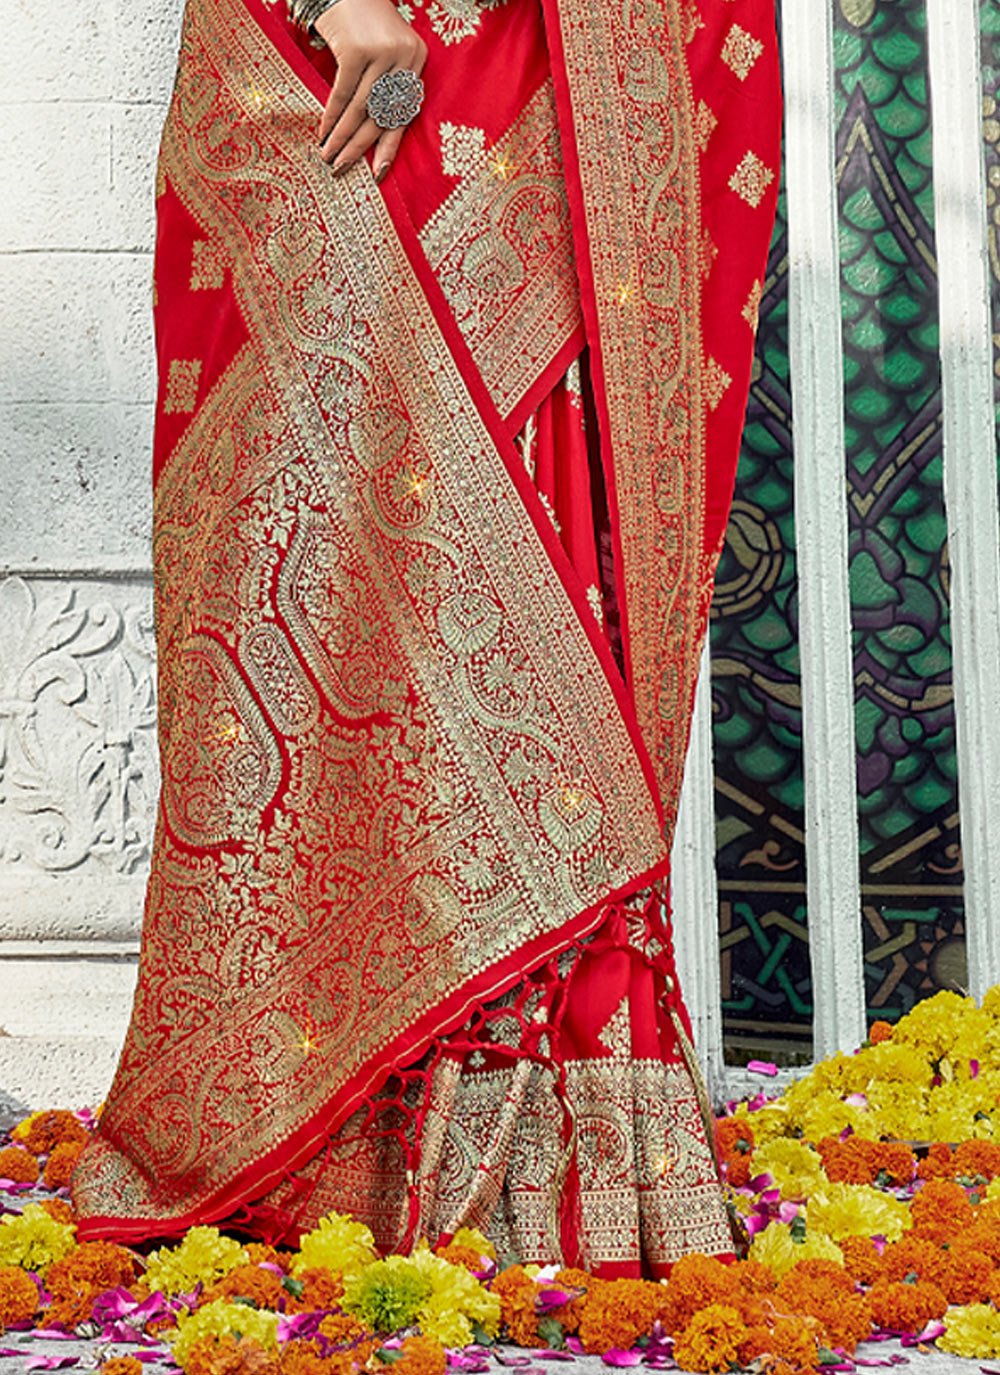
top-left (0, 0), bottom-right (185, 1108)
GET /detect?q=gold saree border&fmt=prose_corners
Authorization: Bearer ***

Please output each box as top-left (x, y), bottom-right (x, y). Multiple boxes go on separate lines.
top-left (540, 0), bottom-right (709, 834)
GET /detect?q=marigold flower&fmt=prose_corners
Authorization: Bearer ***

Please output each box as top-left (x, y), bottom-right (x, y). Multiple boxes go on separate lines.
top-left (577, 1277), bottom-right (663, 1353)
top-left (292, 1214), bottom-right (377, 1281)
top-left (171, 1298), bottom-right (279, 1366)
top-left (660, 1253), bottom-right (730, 1334)
top-left (734, 1258), bottom-right (777, 1296)
top-left (202, 1263), bottom-right (286, 1310)
top-left (909, 1179), bottom-right (975, 1241)
top-left (950, 1220), bottom-right (1000, 1265)
top-left (144, 1228), bottom-right (249, 1296)
top-left (181, 1334), bottom-right (280, 1375)
top-left (11, 1111), bottom-right (89, 1156)
top-left (391, 1334), bottom-right (447, 1375)
top-left (0, 1203), bottom-right (76, 1274)
top-left (279, 1337), bottom-right (335, 1375)
top-left (748, 1223), bottom-right (842, 1279)
top-left (774, 1271), bottom-right (871, 1354)
top-left (246, 1244), bottom-right (288, 1270)
top-left (0, 1264), bottom-right (38, 1329)
top-left (450, 1227), bottom-right (496, 1261)
top-left (869, 1021), bottom-right (894, 1045)
top-left (939, 1303), bottom-right (1000, 1359)
top-left (954, 1140), bottom-right (1000, 1181)
top-left (318, 1311), bottom-right (369, 1345)
top-left (916, 1143), bottom-right (955, 1181)
top-left (867, 1280), bottom-right (947, 1334)
top-left (288, 1266), bottom-right (345, 1313)
top-left (753, 1140), bottom-right (826, 1200)
top-left (938, 1247), bottom-right (994, 1305)
top-left (879, 1235), bottom-right (948, 1288)
top-left (47, 1286), bottom-right (99, 1329)
top-left (344, 1256), bottom-right (433, 1331)
top-left (100, 1358), bottom-right (145, 1375)
top-left (433, 1243), bottom-right (485, 1273)
top-left (838, 1236), bottom-right (883, 1286)
top-left (804, 1182), bottom-right (910, 1243)
top-left (739, 1316), bottom-right (819, 1372)
top-left (37, 1198), bottom-right (76, 1226)
top-left (406, 1246), bottom-right (499, 1347)
top-left (817, 1137), bottom-right (914, 1188)
top-left (673, 1303), bottom-right (747, 1372)
top-left (43, 1141), bottom-right (86, 1191)
top-left (0, 1146), bottom-right (39, 1185)
top-left (493, 1265), bottom-right (541, 1346)
top-left (47, 1240), bottom-right (137, 1299)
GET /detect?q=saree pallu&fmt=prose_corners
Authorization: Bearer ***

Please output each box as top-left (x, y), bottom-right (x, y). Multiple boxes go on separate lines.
top-left (71, 0), bottom-right (781, 1277)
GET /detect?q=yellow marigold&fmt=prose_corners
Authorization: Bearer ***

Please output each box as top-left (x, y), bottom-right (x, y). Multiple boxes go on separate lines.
top-left (748, 1224), bottom-right (842, 1279)
top-left (0, 1147), bottom-right (39, 1185)
top-left (863, 1042), bottom-right (935, 1088)
top-left (171, 1297), bottom-right (279, 1366)
top-left (805, 1183), bottom-right (910, 1243)
top-left (0, 1203), bottom-right (76, 1274)
top-left (982, 985), bottom-right (1000, 1020)
top-left (11, 1111), bottom-right (89, 1156)
top-left (43, 1141), bottom-right (86, 1191)
top-left (291, 1213), bottom-right (377, 1281)
top-left (0, 1263), bottom-right (39, 1328)
top-left (144, 1228), bottom-right (249, 1296)
top-left (100, 1359), bottom-right (145, 1375)
top-left (408, 1247), bottom-right (500, 1347)
top-left (796, 1091), bottom-right (860, 1143)
top-left (894, 990), bottom-right (979, 1059)
top-left (392, 1334), bottom-right (447, 1375)
top-left (739, 1103), bottom-right (790, 1145)
top-left (673, 1303), bottom-right (747, 1373)
top-left (939, 1304), bottom-right (1000, 1359)
top-left (753, 1140), bottom-right (826, 1200)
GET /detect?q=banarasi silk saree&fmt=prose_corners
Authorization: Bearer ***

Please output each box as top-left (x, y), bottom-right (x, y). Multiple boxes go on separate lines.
top-left (71, 0), bottom-right (781, 1277)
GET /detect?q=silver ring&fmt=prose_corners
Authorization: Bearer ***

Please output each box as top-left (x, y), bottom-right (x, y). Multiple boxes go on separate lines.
top-left (366, 69), bottom-right (425, 130)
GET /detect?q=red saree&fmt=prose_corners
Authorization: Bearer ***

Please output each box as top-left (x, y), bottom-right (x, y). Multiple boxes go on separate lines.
top-left (71, 0), bottom-right (781, 1278)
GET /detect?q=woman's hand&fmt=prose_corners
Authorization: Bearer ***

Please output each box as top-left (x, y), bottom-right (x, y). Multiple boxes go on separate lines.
top-left (314, 0), bottom-right (427, 183)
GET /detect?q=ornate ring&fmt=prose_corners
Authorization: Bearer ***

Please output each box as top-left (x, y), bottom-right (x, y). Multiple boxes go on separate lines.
top-left (366, 69), bottom-right (425, 130)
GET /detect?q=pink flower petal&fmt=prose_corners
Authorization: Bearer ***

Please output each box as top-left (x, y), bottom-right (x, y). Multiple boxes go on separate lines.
top-left (602, 1351), bottom-right (644, 1367)
top-left (971, 1060), bottom-right (981, 1078)
top-left (531, 1352), bottom-right (577, 1362)
top-left (747, 1060), bottom-right (779, 1077)
top-left (25, 1360), bottom-right (80, 1372)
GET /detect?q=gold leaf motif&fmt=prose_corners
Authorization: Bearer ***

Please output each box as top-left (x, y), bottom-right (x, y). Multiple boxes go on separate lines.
top-left (439, 121), bottom-right (487, 179)
top-left (694, 100), bottom-right (718, 154)
top-left (704, 356), bottom-right (732, 412)
top-left (190, 239), bottom-right (226, 290)
top-left (742, 279), bottom-right (764, 333)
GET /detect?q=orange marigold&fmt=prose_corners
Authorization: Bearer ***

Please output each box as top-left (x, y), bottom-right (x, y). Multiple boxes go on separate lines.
top-left (46, 1287), bottom-right (98, 1329)
top-left (183, 1335), bottom-right (280, 1375)
top-left (839, 1236), bottom-right (883, 1287)
top-left (817, 1137), bottom-right (915, 1188)
top-left (318, 1312), bottom-right (370, 1346)
top-left (661, 1254), bottom-right (731, 1336)
top-left (869, 1021), bottom-right (894, 1045)
top-left (0, 1264), bottom-right (38, 1329)
top-left (950, 1220), bottom-right (1000, 1265)
top-left (673, 1303), bottom-right (748, 1373)
top-left (938, 1247), bottom-right (993, 1305)
top-left (391, 1335), bottom-right (447, 1375)
top-left (734, 1258), bottom-right (777, 1296)
top-left (100, 1359), bottom-right (145, 1375)
top-left (291, 1267), bottom-right (345, 1313)
top-left (954, 1140), bottom-right (1000, 1182)
top-left (549, 1266), bottom-right (592, 1334)
top-left (47, 1241), bottom-right (138, 1298)
top-left (38, 1198), bottom-right (76, 1226)
top-left (880, 1236), bottom-right (948, 1288)
top-left (280, 1338), bottom-right (337, 1375)
top-left (0, 1145), bottom-right (40, 1185)
top-left (43, 1141), bottom-right (86, 1191)
top-left (433, 1244), bottom-right (485, 1273)
top-left (577, 1278), bottom-right (663, 1354)
top-left (909, 1179), bottom-right (975, 1241)
top-left (202, 1264), bottom-right (285, 1310)
top-left (867, 1280), bottom-right (947, 1334)
top-left (739, 1316), bottom-right (819, 1373)
top-left (916, 1144), bottom-right (954, 1181)
top-left (13, 1111), bottom-right (89, 1156)
top-left (493, 1266), bottom-right (542, 1347)
top-left (774, 1271), bottom-right (871, 1354)
top-left (716, 1118), bottom-right (755, 1189)
top-left (246, 1244), bottom-right (289, 1271)
top-left (778, 1260), bottom-right (854, 1294)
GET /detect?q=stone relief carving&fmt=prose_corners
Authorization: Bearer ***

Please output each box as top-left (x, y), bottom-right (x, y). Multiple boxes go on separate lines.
top-left (0, 575), bottom-right (158, 880)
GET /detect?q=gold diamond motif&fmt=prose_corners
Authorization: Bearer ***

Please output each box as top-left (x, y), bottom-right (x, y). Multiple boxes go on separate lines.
top-left (704, 357), bottom-right (732, 412)
top-left (164, 359), bottom-right (202, 415)
top-left (695, 100), bottom-right (718, 153)
top-left (722, 24), bottom-right (764, 81)
top-left (729, 151), bottom-right (775, 209)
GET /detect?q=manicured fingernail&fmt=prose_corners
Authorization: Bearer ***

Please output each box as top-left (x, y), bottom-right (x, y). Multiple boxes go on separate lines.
top-left (375, 163), bottom-right (390, 185)
top-left (332, 159), bottom-right (351, 176)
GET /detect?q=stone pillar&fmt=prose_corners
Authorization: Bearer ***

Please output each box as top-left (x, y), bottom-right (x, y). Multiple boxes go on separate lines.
top-left (0, 0), bottom-right (184, 1108)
